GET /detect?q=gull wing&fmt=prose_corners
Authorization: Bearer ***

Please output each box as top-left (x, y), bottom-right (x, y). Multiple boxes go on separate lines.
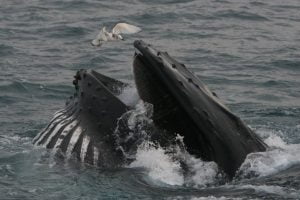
top-left (112, 23), bottom-right (141, 35)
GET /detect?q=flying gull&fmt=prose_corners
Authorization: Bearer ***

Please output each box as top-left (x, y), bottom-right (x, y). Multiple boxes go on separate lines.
top-left (91, 23), bottom-right (141, 47)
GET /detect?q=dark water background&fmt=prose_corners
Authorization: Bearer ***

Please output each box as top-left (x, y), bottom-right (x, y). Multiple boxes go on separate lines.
top-left (0, 0), bottom-right (300, 199)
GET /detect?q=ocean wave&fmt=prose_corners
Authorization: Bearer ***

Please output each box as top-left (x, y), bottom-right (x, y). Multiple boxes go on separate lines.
top-left (0, 44), bottom-right (16, 57)
top-left (37, 25), bottom-right (89, 39)
top-left (216, 10), bottom-right (269, 21)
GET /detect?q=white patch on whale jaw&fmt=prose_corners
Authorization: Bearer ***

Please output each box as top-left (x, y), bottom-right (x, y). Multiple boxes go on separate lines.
top-left (80, 135), bottom-right (90, 163)
top-left (66, 126), bottom-right (83, 158)
top-left (33, 107), bottom-right (96, 166)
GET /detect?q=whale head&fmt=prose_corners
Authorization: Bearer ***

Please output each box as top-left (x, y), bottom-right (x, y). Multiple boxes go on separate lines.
top-left (132, 40), bottom-right (267, 178)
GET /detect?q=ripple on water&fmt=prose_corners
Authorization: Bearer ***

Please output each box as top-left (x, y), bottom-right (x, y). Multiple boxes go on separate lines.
top-left (216, 10), bottom-right (270, 21)
top-left (37, 25), bottom-right (89, 39)
top-left (270, 59), bottom-right (300, 71)
top-left (0, 44), bottom-right (16, 57)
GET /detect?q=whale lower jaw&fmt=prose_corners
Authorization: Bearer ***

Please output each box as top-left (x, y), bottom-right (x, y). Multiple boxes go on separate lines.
top-left (33, 69), bottom-right (128, 167)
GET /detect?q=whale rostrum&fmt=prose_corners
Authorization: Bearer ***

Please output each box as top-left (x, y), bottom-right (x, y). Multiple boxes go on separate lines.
top-left (133, 40), bottom-right (267, 178)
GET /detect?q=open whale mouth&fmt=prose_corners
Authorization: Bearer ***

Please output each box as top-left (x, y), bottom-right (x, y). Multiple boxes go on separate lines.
top-left (33, 40), bottom-right (267, 179)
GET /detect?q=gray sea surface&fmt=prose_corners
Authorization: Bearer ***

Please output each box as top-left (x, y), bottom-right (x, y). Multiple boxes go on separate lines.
top-left (0, 0), bottom-right (300, 199)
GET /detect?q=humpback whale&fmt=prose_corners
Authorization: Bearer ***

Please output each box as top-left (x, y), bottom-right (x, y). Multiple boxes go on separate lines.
top-left (33, 40), bottom-right (267, 178)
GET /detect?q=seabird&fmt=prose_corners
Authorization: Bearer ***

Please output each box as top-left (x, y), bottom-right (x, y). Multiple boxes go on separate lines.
top-left (91, 23), bottom-right (141, 46)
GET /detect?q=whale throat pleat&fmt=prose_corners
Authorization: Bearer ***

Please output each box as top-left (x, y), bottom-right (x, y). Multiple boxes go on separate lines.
top-left (35, 108), bottom-right (76, 146)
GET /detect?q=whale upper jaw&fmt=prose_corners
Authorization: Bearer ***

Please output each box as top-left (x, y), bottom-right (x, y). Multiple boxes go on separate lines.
top-left (133, 40), bottom-right (267, 178)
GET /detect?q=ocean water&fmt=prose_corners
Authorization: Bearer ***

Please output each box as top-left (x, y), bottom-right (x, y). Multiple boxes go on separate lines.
top-left (0, 0), bottom-right (300, 199)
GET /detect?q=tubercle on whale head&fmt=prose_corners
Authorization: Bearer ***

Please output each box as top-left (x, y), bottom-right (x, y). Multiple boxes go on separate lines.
top-left (133, 40), bottom-right (193, 103)
top-left (72, 69), bottom-right (86, 92)
top-left (70, 69), bottom-right (130, 108)
top-left (133, 40), bottom-right (187, 78)
top-left (67, 69), bottom-right (86, 106)
top-left (133, 40), bottom-right (239, 121)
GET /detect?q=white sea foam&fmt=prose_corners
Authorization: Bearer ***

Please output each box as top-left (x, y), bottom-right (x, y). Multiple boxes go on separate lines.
top-left (126, 100), bottom-right (153, 130)
top-left (124, 100), bottom-right (300, 187)
top-left (191, 197), bottom-right (242, 200)
top-left (168, 196), bottom-right (243, 200)
top-left (128, 118), bottom-right (300, 187)
top-left (125, 103), bottom-right (220, 187)
top-left (129, 126), bottom-right (300, 187)
top-left (114, 100), bottom-right (153, 158)
top-left (264, 134), bottom-right (287, 148)
top-left (128, 135), bottom-right (219, 187)
top-left (129, 140), bottom-right (184, 186)
top-left (237, 129), bottom-right (300, 178)
top-left (237, 184), bottom-right (299, 198)
top-left (117, 85), bottom-right (139, 107)
top-left (183, 154), bottom-right (219, 187)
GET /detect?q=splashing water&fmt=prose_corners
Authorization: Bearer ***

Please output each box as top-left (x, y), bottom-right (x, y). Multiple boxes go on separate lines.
top-left (115, 93), bottom-right (300, 189)
top-left (129, 140), bottom-right (184, 186)
top-left (117, 85), bottom-right (140, 107)
top-left (120, 101), bottom-right (221, 187)
top-left (237, 130), bottom-right (300, 178)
